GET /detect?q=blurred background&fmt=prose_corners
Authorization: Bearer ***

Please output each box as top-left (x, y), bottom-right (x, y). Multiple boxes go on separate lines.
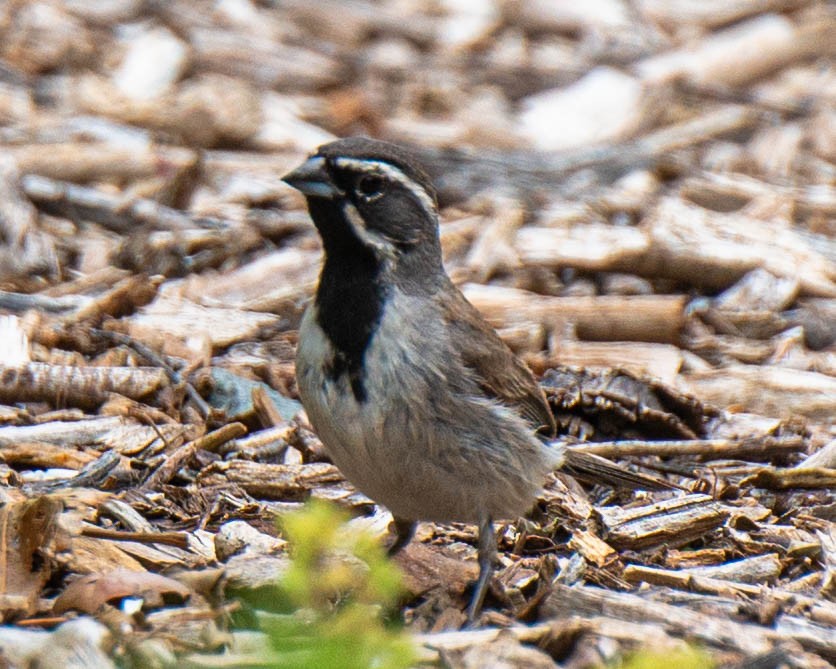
top-left (0, 0), bottom-right (833, 414)
top-left (0, 3), bottom-right (835, 666)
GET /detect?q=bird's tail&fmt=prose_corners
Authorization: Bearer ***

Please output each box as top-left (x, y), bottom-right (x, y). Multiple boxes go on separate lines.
top-left (556, 446), bottom-right (678, 491)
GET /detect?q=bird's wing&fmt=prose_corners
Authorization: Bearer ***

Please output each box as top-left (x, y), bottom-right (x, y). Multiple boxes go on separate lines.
top-left (441, 287), bottom-right (679, 492)
top-left (442, 287), bottom-right (557, 436)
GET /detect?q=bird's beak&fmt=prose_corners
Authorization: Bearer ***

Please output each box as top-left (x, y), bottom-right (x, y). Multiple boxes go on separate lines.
top-left (281, 156), bottom-right (341, 199)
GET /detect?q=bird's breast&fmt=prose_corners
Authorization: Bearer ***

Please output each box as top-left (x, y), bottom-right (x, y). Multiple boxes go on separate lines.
top-left (295, 292), bottom-right (553, 523)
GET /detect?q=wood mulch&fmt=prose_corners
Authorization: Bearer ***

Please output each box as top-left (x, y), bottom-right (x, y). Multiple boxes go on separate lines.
top-left (0, 1), bottom-right (833, 667)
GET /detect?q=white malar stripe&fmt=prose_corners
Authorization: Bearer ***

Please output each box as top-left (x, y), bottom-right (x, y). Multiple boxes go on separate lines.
top-left (333, 157), bottom-right (437, 218)
top-left (342, 201), bottom-right (397, 261)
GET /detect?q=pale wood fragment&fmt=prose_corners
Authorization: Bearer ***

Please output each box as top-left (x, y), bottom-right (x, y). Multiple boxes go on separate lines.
top-left (0, 441), bottom-right (96, 470)
top-left (741, 466), bottom-right (836, 490)
top-left (681, 364), bottom-right (836, 419)
top-left (124, 295), bottom-right (282, 355)
top-left (0, 417), bottom-right (126, 447)
top-left (568, 529), bottom-right (618, 567)
top-left (463, 284), bottom-right (686, 344)
top-left (516, 199), bottom-right (836, 296)
top-left (647, 198), bottom-right (836, 297)
top-left (682, 171), bottom-right (836, 217)
top-left (8, 143), bottom-right (196, 182)
top-left (543, 583), bottom-right (775, 654)
top-left (637, 13), bottom-right (832, 87)
top-left (171, 248), bottom-right (320, 313)
top-left (685, 553), bottom-right (782, 583)
top-left (21, 174), bottom-right (212, 232)
top-left (0, 156), bottom-right (59, 284)
top-left (597, 494), bottom-right (728, 550)
top-left (798, 438), bottom-right (836, 470)
top-left (197, 461), bottom-right (344, 499)
top-left (574, 436), bottom-right (806, 461)
top-left (638, 0), bottom-right (809, 30)
top-left (189, 27), bottom-right (343, 91)
top-left (549, 341), bottom-right (684, 385)
top-left (0, 364), bottom-right (167, 407)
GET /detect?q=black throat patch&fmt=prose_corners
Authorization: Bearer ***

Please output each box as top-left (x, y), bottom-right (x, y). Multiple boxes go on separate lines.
top-left (313, 216), bottom-right (387, 403)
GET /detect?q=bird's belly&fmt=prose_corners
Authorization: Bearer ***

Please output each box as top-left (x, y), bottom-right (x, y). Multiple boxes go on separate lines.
top-left (295, 304), bottom-right (553, 524)
top-left (298, 368), bottom-right (551, 523)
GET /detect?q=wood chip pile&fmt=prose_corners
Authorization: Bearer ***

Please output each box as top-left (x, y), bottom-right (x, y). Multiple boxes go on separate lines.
top-left (0, 1), bottom-right (833, 667)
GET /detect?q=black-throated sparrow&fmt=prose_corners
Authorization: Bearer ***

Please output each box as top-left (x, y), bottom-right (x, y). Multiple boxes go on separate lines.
top-left (283, 137), bottom-right (670, 622)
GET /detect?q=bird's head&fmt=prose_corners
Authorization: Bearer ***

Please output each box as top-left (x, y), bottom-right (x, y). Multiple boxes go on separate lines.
top-left (282, 137), bottom-right (441, 268)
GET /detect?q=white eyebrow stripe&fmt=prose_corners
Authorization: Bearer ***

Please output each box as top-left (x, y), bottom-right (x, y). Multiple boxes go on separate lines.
top-left (332, 157), bottom-right (437, 217)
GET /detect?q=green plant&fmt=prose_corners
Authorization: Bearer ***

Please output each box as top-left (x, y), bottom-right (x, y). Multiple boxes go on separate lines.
top-left (260, 500), bottom-right (416, 669)
top-left (617, 645), bottom-right (713, 669)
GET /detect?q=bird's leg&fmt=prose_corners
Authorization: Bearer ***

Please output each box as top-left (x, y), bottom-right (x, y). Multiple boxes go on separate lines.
top-left (467, 514), bottom-right (496, 624)
top-left (387, 516), bottom-right (417, 556)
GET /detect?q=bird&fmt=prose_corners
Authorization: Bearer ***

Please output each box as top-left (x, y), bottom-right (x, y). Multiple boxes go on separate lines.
top-left (283, 137), bottom-right (672, 622)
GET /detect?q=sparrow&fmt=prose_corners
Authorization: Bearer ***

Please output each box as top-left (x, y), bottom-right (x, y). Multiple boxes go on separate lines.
top-left (283, 137), bottom-right (671, 622)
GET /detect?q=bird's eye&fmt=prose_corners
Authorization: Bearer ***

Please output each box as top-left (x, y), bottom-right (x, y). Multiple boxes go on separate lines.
top-left (356, 175), bottom-right (384, 199)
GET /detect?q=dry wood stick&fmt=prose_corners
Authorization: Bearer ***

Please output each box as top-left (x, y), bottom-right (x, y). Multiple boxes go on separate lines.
top-left (142, 422), bottom-right (246, 489)
top-left (573, 437), bottom-right (806, 461)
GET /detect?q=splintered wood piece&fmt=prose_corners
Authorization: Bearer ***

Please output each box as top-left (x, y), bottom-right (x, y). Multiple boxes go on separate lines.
top-left (681, 553), bottom-right (783, 584)
top-left (741, 467), bottom-right (836, 490)
top-left (568, 529), bottom-right (619, 568)
top-left (622, 564), bottom-right (836, 629)
top-left (574, 436), bottom-right (807, 461)
top-left (197, 461), bottom-right (344, 500)
top-left (80, 526), bottom-right (190, 549)
top-left (639, 0), bottom-right (809, 30)
top-left (188, 27), bottom-right (343, 91)
top-left (65, 275), bottom-right (162, 323)
top-left (647, 198), bottom-right (836, 297)
top-left (541, 365), bottom-right (710, 441)
top-left (682, 172), bottom-right (836, 219)
top-left (0, 417), bottom-right (127, 447)
top-left (463, 284), bottom-right (686, 344)
top-left (548, 341), bottom-right (684, 385)
top-left (142, 422), bottom-right (246, 489)
top-left (799, 438), bottom-right (836, 470)
top-left (596, 494), bottom-right (728, 550)
top-left (774, 616), bottom-right (836, 658)
top-left (0, 363), bottom-right (168, 407)
top-left (623, 564), bottom-right (762, 599)
top-left (518, 197), bottom-right (836, 297)
top-left (665, 548), bottom-right (728, 569)
top-left (682, 364), bottom-right (836, 419)
top-left (543, 583), bottom-right (774, 654)
top-left (21, 174), bottom-right (210, 233)
top-left (0, 157), bottom-right (59, 285)
top-left (0, 497), bottom-right (64, 618)
top-left (172, 248), bottom-right (319, 313)
top-left (637, 13), bottom-right (832, 88)
top-left (0, 441), bottom-right (96, 470)
top-left (124, 295), bottom-right (282, 355)
top-left (8, 142), bottom-right (197, 182)
top-left (515, 223), bottom-right (649, 272)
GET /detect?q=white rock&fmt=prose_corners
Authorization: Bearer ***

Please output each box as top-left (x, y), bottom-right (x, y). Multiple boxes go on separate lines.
top-left (253, 93), bottom-right (335, 152)
top-left (0, 315), bottom-right (29, 365)
top-left (113, 24), bottom-right (189, 100)
top-left (519, 67), bottom-right (645, 151)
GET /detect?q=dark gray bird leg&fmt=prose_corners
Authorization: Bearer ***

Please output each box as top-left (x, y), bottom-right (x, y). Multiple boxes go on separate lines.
top-left (467, 514), bottom-right (495, 624)
top-left (387, 516), bottom-right (417, 556)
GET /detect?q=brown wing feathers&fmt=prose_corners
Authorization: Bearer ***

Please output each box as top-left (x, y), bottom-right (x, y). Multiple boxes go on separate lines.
top-left (445, 287), bottom-right (676, 492)
top-left (443, 287), bottom-right (556, 436)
